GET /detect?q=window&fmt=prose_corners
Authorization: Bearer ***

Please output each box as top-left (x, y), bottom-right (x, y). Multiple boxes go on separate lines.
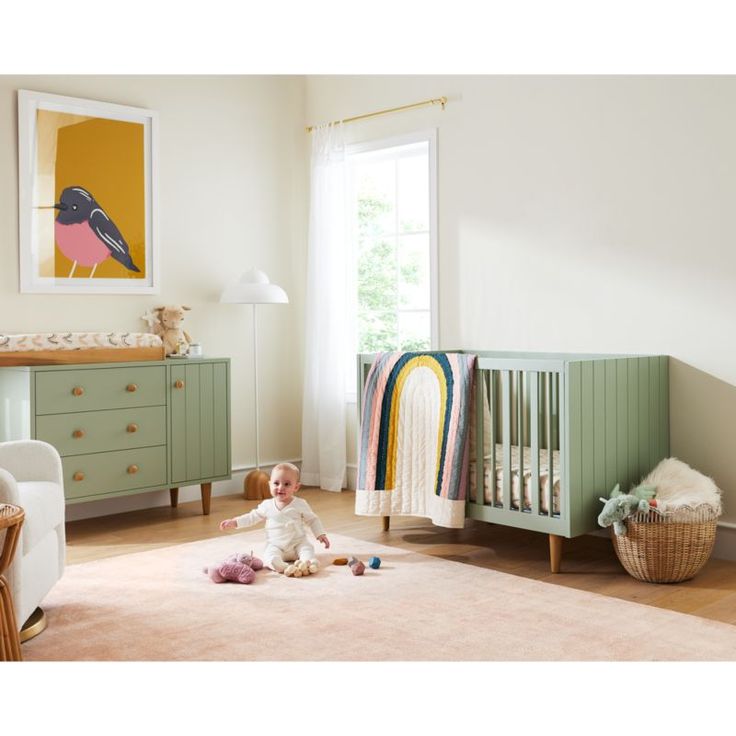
top-left (345, 131), bottom-right (438, 395)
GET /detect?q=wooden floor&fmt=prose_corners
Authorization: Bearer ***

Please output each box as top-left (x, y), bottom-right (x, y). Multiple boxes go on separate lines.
top-left (65, 487), bottom-right (736, 626)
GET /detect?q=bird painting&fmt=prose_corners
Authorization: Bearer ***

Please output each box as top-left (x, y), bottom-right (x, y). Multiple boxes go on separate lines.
top-left (51, 186), bottom-right (141, 278)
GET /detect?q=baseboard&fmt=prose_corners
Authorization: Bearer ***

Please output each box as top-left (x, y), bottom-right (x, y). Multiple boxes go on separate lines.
top-left (346, 463), bottom-right (357, 491)
top-left (64, 459), bottom-right (302, 522)
top-left (712, 522), bottom-right (736, 562)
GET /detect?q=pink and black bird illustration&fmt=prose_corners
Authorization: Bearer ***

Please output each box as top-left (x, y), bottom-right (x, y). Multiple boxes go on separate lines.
top-left (52, 186), bottom-right (140, 278)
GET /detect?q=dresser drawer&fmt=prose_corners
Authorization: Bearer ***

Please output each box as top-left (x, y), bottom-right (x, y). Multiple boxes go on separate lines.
top-left (63, 446), bottom-right (167, 500)
top-left (35, 365), bottom-right (166, 414)
top-left (36, 406), bottom-right (166, 456)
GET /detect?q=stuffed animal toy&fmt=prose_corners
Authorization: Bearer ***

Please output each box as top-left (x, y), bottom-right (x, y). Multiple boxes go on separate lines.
top-left (152, 305), bottom-right (192, 356)
top-left (203, 552), bottom-right (263, 584)
top-left (598, 483), bottom-right (659, 536)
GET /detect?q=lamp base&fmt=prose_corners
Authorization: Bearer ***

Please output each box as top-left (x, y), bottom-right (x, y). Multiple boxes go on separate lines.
top-left (244, 469), bottom-right (270, 500)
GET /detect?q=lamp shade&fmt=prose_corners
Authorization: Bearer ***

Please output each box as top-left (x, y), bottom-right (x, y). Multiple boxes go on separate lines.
top-left (220, 268), bottom-right (289, 304)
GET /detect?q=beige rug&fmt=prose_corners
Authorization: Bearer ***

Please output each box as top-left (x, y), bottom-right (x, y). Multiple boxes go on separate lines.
top-left (22, 530), bottom-right (736, 661)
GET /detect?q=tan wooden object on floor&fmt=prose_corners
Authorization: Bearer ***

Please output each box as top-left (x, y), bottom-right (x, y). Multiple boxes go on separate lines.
top-left (0, 504), bottom-right (24, 661)
top-left (62, 488), bottom-right (736, 626)
top-left (244, 469), bottom-right (270, 500)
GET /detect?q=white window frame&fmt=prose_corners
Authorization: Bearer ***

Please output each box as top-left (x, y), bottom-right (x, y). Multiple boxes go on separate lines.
top-left (345, 129), bottom-right (439, 402)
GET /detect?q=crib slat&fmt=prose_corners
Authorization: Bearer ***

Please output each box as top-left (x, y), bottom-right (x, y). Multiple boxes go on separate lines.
top-left (517, 370), bottom-right (524, 512)
top-left (557, 370), bottom-right (565, 519)
top-left (489, 371), bottom-right (497, 506)
top-left (530, 371), bottom-right (540, 516)
top-left (475, 367), bottom-right (484, 508)
top-left (502, 370), bottom-right (512, 510)
top-left (546, 372), bottom-right (554, 517)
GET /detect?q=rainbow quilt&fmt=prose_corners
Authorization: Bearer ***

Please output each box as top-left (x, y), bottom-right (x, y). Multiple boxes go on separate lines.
top-left (355, 352), bottom-right (477, 528)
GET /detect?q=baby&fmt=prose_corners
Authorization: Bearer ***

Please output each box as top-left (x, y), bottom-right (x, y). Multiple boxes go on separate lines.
top-left (220, 462), bottom-right (330, 575)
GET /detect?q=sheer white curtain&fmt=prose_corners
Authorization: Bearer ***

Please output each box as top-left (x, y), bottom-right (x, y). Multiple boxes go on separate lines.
top-left (301, 123), bottom-right (348, 492)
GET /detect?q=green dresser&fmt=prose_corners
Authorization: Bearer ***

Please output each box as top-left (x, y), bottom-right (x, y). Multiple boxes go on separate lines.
top-left (0, 358), bottom-right (231, 514)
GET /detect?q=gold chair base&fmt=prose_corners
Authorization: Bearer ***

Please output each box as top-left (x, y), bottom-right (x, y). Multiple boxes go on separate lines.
top-left (20, 607), bottom-right (46, 643)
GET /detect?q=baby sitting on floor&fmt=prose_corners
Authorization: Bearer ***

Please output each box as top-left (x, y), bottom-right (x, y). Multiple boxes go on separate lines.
top-left (219, 463), bottom-right (330, 576)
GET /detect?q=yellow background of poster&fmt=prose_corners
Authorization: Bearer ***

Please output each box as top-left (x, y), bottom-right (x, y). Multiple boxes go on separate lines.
top-left (38, 111), bottom-right (146, 279)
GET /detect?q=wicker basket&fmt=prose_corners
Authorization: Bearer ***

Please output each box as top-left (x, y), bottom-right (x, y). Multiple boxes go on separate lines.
top-left (612, 505), bottom-right (719, 583)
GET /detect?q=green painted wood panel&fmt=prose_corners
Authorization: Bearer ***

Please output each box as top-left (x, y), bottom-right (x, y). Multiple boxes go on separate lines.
top-left (627, 359), bottom-right (639, 481)
top-left (593, 361), bottom-right (606, 496)
top-left (199, 362), bottom-right (215, 479)
top-left (605, 360), bottom-right (618, 494)
top-left (581, 362), bottom-right (595, 501)
top-left (212, 362), bottom-right (230, 477)
top-left (661, 356), bottom-right (670, 458)
top-left (36, 405), bottom-right (166, 456)
top-left (638, 358), bottom-right (651, 478)
top-left (185, 364), bottom-right (202, 481)
top-left (35, 365), bottom-right (166, 414)
top-left (169, 365), bottom-right (188, 483)
top-left (567, 362), bottom-right (582, 534)
top-left (63, 445), bottom-right (167, 501)
top-left (616, 360), bottom-right (629, 490)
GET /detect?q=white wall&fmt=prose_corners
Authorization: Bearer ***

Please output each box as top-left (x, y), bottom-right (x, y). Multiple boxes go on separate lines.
top-left (0, 75), bottom-right (308, 518)
top-left (306, 75), bottom-right (736, 525)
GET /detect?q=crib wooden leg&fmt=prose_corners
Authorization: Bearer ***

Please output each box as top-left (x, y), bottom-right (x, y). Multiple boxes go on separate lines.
top-left (549, 534), bottom-right (563, 573)
top-left (382, 516), bottom-right (390, 532)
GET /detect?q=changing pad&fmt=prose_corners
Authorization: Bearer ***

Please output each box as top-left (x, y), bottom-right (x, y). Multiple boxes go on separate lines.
top-left (0, 332), bottom-right (164, 365)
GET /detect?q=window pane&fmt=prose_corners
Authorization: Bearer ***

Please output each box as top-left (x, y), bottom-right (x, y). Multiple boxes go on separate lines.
top-left (398, 148), bottom-right (429, 233)
top-left (398, 233), bottom-right (430, 310)
top-left (355, 159), bottom-right (395, 237)
top-left (398, 311), bottom-right (431, 351)
top-left (359, 310), bottom-right (398, 352)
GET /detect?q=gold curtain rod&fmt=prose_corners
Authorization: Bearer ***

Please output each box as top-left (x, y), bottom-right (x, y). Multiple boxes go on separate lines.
top-left (306, 96), bottom-right (447, 133)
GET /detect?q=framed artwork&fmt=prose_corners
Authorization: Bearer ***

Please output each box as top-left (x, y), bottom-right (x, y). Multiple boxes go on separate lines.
top-left (18, 90), bottom-right (159, 294)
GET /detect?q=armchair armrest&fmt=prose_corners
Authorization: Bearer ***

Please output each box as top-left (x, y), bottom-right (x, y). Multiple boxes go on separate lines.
top-left (0, 467), bottom-right (20, 505)
top-left (0, 440), bottom-right (63, 485)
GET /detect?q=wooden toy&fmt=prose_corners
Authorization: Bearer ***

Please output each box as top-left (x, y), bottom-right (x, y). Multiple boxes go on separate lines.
top-left (368, 556), bottom-right (381, 569)
top-left (332, 557), bottom-right (349, 566)
top-left (348, 557), bottom-right (365, 576)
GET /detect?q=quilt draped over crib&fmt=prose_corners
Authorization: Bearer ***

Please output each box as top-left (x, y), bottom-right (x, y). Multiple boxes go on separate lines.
top-left (355, 352), bottom-right (476, 528)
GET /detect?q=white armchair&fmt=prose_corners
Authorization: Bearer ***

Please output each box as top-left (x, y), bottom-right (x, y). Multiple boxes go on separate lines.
top-left (0, 440), bottom-right (66, 639)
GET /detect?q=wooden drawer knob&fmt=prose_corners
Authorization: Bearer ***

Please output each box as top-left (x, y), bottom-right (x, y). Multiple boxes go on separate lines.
top-left (174, 379), bottom-right (185, 389)
top-left (73, 471), bottom-right (85, 482)
top-left (72, 386), bottom-right (84, 397)
top-left (127, 465), bottom-right (139, 475)
top-left (72, 429), bottom-right (85, 439)
top-left (126, 383), bottom-right (138, 393)
top-left (127, 423), bottom-right (139, 433)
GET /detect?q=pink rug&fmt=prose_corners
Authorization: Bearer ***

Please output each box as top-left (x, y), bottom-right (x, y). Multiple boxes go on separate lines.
top-left (22, 530), bottom-right (736, 661)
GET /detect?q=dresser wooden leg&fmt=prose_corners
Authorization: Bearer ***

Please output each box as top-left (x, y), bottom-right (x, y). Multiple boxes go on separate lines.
top-left (382, 516), bottom-right (390, 532)
top-left (201, 482), bottom-right (212, 515)
top-left (549, 534), bottom-right (563, 574)
top-left (169, 488), bottom-right (179, 508)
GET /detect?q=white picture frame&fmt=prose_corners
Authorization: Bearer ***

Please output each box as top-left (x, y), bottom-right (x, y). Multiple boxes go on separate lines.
top-left (17, 89), bottom-right (160, 294)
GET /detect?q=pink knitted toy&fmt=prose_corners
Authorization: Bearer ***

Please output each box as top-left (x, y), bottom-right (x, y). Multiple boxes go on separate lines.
top-left (203, 552), bottom-right (264, 584)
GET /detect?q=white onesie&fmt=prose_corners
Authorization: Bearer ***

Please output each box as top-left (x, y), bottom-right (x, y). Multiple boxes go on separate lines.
top-left (234, 497), bottom-right (326, 570)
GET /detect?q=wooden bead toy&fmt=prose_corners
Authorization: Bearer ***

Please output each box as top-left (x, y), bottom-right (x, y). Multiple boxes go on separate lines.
top-left (368, 556), bottom-right (381, 569)
top-left (348, 557), bottom-right (365, 576)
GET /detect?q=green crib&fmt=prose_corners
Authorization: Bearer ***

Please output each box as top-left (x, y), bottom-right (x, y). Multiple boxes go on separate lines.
top-left (357, 351), bottom-right (670, 572)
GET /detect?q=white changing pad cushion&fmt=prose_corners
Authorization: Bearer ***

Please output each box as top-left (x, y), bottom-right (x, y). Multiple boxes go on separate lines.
top-left (0, 332), bottom-right (163, 352)
top-left (469, 444), bottom-right (561, 515)
top-left (641, 457), bottom-right (722, 515)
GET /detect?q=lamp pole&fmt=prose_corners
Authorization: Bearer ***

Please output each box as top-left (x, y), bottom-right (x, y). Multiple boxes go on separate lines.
top-left (252, 303), bottom-right (260, 471)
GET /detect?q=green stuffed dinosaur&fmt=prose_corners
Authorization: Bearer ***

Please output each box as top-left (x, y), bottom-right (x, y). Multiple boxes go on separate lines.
top-left (598, 483), bottom-right (658, 536)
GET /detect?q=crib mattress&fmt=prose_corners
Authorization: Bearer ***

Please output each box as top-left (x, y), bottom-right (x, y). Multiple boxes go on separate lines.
top-left (469, 444), bottom-right (561, 515)
top-left (0, 332), bottom-right (164, 365)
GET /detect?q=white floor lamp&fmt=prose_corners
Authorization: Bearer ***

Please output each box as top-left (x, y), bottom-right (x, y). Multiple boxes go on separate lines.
top-left (221, 268), bottom-right (288, 500)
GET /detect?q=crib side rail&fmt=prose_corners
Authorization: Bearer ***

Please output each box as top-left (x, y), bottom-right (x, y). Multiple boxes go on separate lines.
top-left (470, 360), bottom-right (570, 537)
